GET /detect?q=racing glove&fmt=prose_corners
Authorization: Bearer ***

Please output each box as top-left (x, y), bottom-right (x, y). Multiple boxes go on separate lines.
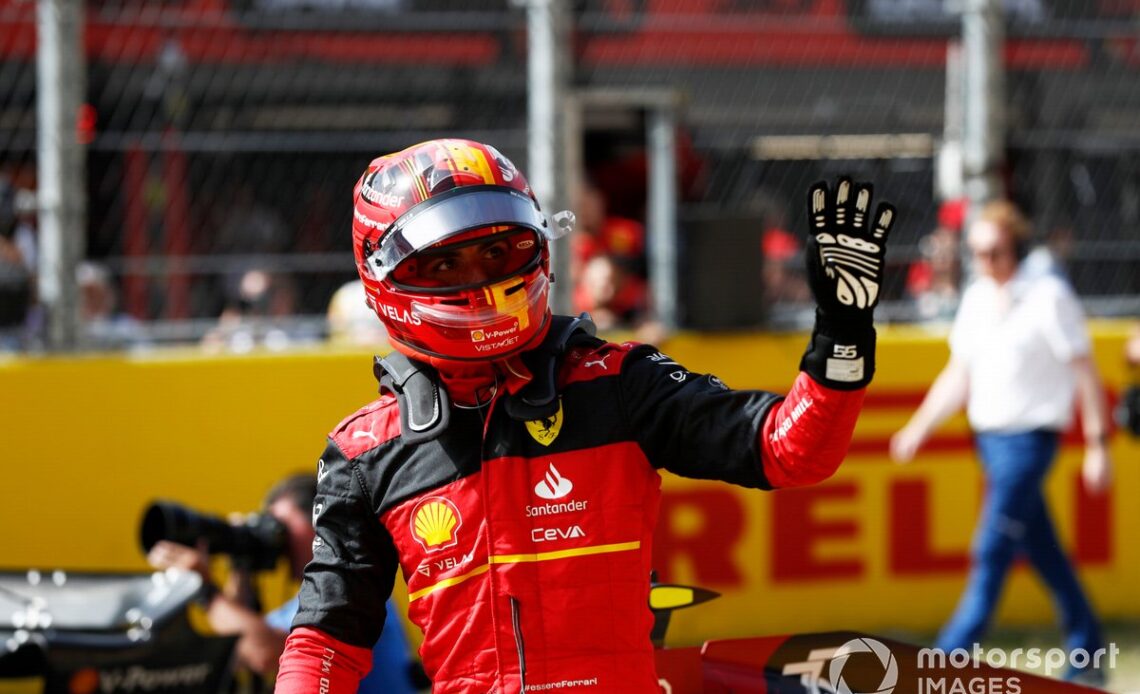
top-left (800, 177), bottom-right (896, 390)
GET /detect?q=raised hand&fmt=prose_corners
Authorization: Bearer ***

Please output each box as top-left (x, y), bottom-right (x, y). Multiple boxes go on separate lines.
top-left (805, 177), bottom-right (895, 316)
top-left (798, 177), bottom-right (897, 391)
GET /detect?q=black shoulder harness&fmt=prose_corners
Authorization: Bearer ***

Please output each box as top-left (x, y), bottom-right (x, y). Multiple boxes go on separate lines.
top-left (372, 313), bottom-right (599, 443)
top-left (502, 313), bottom-right (598, 422)
top-left (373, 353), bottom-right (450, 445)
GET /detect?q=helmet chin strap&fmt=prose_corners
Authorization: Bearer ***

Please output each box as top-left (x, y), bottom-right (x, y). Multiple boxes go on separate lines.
top-left (427, 357), bottom-right (498, 408)
top-left (495, 354), bottom-right (535, 398)
top-left (452, 379), bottom-right (498, 411)
top-left (499, 353), bottom-right (531, 382)
top-left (432, 353), bottom-right (534, 409)
top-left (416, 346), bottom-right (536, 409)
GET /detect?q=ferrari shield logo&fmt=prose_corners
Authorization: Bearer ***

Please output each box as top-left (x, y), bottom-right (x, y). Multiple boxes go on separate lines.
top-left (526, 401), bottom-right (563, 446)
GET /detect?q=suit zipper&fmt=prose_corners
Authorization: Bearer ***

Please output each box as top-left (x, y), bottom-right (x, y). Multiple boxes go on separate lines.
top-left (510, 595), bottom-right (527, 691)
top-left (481, 389), bottom-right (525, 692)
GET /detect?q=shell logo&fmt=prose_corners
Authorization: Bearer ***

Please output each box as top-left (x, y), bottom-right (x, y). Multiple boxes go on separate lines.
top-left (411, 497), bottom-right (463, 553)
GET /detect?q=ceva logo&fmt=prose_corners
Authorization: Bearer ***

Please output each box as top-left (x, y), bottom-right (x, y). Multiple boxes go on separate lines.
top-left (534, 462), bottom-right (573, 500)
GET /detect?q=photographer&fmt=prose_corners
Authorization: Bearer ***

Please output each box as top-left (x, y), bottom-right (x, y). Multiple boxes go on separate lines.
top-left (146, 474), bottom-right (417, 692)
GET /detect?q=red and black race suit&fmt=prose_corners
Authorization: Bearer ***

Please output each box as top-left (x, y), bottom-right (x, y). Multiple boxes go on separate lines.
top-left (277, 335), bottom-right (863, 694)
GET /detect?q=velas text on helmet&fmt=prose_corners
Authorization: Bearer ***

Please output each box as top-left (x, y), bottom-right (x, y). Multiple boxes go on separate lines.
top-left (377, 304), bottom-right (422, 325)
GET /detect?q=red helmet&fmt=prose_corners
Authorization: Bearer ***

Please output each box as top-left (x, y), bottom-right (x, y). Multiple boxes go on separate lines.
top-left (352, 139), bottom-right (567, 363)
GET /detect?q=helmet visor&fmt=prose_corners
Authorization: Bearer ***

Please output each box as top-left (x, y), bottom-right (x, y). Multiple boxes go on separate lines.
top-left (365, 186), bottom-right (549, 282)
top-left (390, 227), bottom-right (541, 289)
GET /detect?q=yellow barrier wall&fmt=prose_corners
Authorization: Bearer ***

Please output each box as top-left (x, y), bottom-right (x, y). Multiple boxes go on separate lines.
top-left (658, 322), bottom-right (1138, 645)
top-left (1, 323), bottom-right (1136, 646)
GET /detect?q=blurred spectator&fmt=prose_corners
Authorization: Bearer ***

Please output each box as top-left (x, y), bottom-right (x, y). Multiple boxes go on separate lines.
top-left (572, 255), bottom-right (666, 343)
top-left (738, 190), bottom-right (811, 328)
top-left (906, 199), bottom-right (965, 322)
top-left (890, 200), bottom-right (1111, 685)
top-left (201, 268), bottom-right (315, 353)
top-left (1117, 323), bottom-right (1140, 437)
top-left (214, 184), bottom-right (289, 256)
top-left (78, 261), bottom-right (149, 351)
top-left (326, 279), bottom-right (389, 349)
top-left (1127, 322), bottom-right (1140, 368)
top-left (760, 227), bottom-right (811, 305)
top-left (11, 186), bottom-right (37, 272)
top-left (0, 176), bottom-right (33, 350)
top-left (573, 255), bottom-right (646, 331)
top-left (571, 178), bottom-right (651, 330)
top-left (571, 177), bottom-right (647, 282)
top-left (206, 184), bottom-right (293, 324)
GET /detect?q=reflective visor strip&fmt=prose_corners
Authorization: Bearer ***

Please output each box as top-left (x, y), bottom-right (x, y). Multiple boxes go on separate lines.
top-left (408, 273), bottom-right (548, 327)
top-left (406, 541), bottom-right (641, 602)
top-left (367, 185), bottom-right (550, 282)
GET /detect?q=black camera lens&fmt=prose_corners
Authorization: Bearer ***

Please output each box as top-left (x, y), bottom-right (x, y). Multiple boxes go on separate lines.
top-left (140, 501), bottom-right (287, 572)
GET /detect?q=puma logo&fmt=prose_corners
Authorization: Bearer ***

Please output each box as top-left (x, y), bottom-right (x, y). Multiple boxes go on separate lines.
top-left (584, 354), bottom-right (611, 370)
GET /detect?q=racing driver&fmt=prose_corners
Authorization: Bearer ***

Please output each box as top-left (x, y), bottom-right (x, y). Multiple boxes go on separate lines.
top-left (275, 139), bottom-right (897, 693)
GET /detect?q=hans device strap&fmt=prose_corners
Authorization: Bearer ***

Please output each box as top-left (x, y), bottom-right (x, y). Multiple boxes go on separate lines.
top-left (504, 313), bottom-right (599, 422)
top-left (374, 352), bottom-right (451, 444)
top-left (373, 313), bottom-right (599, 442)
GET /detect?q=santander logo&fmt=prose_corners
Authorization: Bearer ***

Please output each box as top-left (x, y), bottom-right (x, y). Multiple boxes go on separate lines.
top-left (534, 463), bottom-right (573, 500)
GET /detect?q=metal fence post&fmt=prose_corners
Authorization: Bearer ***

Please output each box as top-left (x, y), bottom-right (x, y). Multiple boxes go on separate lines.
top-left (36, 0), bottom-right (86, 351)
top-left (961, 0), bottom-right (1005, 221)
top-left (516, 0), bottom-right (572, 314)
top-left (647, 105), bottom-right (678, 331)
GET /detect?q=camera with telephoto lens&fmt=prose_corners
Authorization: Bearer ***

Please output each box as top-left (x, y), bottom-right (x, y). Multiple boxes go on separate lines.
top-left (140, 501), bottom-right (287, 572)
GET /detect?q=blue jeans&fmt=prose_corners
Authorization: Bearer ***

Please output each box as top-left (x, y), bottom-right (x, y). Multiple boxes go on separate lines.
top-left (936, 430), bottom-right (1103, 662)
